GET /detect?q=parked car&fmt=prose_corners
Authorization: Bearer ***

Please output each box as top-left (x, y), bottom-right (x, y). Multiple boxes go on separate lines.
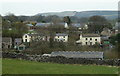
top-left (42, 54), bottom-right (51, 57)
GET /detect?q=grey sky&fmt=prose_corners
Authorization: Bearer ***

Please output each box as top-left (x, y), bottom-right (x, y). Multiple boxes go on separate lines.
top-left (0, 0), bottom-right (119, 16)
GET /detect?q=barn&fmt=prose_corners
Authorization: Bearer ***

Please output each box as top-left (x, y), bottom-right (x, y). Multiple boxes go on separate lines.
top-left (51, 51), bottom-right (104, 59)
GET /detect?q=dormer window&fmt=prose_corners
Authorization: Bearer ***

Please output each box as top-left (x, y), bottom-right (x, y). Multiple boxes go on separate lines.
top-left (25, 35), bottom-right (27, 38)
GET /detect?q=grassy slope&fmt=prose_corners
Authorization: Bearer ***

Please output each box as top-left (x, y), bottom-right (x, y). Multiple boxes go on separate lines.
top-left (2, 58), bottom-right (118, 74)
top-left (0, 58), bottom-right (2, 75)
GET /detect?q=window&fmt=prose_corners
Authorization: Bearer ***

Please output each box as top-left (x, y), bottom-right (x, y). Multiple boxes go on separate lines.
top-left (8, 45), bottom-right (10, 48)
top-left (90, 38), bottom-right (92, 40)
top-left (95, 39), bottom-right (97, 41)
top-left (25, 35), bottom-right (27, 38)
top-left (86, 38), bottom-right (88, 40)
top-left (63, 36), bottom-right (65, 38)
top-left (58, 36), bottom-right (59, 38)
top-left (25, 39), bottom-right (27, 42)
top-left (86, 42), bottom-right (87, 45)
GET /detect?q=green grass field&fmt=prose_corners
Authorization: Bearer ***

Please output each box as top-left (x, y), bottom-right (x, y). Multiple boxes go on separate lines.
top-left (2, 58), bottom-right (119, 74)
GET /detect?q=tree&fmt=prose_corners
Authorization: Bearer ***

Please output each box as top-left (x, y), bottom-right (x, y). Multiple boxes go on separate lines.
top-left (2, 19), bottom-right (11, 30)
top-left (88, 16), bottom-right (112, 33)
top-left (2, 22), bottom-right (28, 38)
top-left (63, 16), bottom-right (71, 25)
top-left (36, 15), bottom-right (45, 22)
top-left (78, 17), bottom-right (88, 24)
top-left (31, 22), bottom-right (37, 26)
top-left (110, 33), bottom-right (120, 45)
top-left (59, 42), bottom-right (66, 51)
top-left (4, 13), bottom-right (19, 22)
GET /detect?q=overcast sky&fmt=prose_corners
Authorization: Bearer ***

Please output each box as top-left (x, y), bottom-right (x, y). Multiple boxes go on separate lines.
top-left (0, 0), bottom-right (119, 16)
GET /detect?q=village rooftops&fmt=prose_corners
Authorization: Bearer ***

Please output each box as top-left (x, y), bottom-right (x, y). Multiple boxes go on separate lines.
top-left (81, 34), bottom-right (100, 37)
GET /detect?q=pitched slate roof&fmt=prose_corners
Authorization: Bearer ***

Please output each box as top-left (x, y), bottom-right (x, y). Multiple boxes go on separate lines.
top-left (72, 23), bottom-right (81, 27)
top-left (113, 22), bottom-right (120, 30)
top-left (14, 38), bottom-right (22, 42)
top-left (82, 34), bottom-right (100, 37)
top-left (51, 51), bottom-right (103, 59)
top-left (35, 23), bottom-right (51, 27)
top-left (2, 37), bottom-right (12, 43)
top-left (25, 33), bottom-right (49, 37)
top-left (55, 33), bottom-right (68, 36)
top-left (26, 24), bottom-right (34, 26)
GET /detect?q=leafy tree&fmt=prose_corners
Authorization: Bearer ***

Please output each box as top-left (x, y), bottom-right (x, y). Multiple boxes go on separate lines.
top-left (4, 13), bottom-right (19, 22)
top-left (2, 21), bottom-right (28, 38)
top-left (59, 42), bottom-right (66, 51)
top-left (88, 16), bottom-right (112, 33)
top-left (78, 17), bottom-right (88, 24)
top-left (63, 16), bottom-right (71, 25)
top-left (2, 19), bottom-right (11, 30)
top-left (31, 22), bottom-right (37, 26)
top-left (109, 33), bottom-right (120, 45)
top-left (36, 15), bottom-right (45, 22)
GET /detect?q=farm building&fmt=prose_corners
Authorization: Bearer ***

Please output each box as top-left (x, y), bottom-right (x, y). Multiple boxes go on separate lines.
top-left (54, 33), bottom-right (68, 42)
top-left (76, 34), bottom-right (101, 45)
top-left (22, 33), bottom-right (50, 42)
top-left (51, 51), bottom-right (104, 59)
top-left (2, 37), bottom-right (12, 49)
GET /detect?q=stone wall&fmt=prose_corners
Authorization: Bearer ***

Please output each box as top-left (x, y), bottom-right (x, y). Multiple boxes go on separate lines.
top-left (1, 52), bottom-right (120, 66)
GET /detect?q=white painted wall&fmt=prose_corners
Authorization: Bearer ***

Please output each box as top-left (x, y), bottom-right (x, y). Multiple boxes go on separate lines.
top-left (22, 34), bottom-right (31, 42)
top-left (76, 35), bottom-right (101, 45)
top-left (54, 35), bottom-right (68, 42)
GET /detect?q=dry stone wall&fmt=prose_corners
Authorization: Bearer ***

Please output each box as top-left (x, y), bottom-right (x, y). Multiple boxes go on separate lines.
top-left (1, 52), bottom-right (120, 66)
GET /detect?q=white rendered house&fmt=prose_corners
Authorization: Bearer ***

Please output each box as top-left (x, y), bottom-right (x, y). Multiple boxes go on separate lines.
top-left (22, 33), bottom-right (50, 42)
top-left (54, 33), bottom-right (68, 42)
top-left (76, 34), bottom-right (101, 45)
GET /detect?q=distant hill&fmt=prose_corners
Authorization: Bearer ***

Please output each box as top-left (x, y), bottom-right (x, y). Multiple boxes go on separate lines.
top-left (75, 11), bottom-right (118, 19)
top-left (36, 11), bottom-right (77, 17)
top-left (36, 11), bottom-right (118, 20)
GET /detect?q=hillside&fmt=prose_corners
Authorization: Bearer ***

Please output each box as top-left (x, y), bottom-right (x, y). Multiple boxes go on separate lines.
top-left (36, 11), bottom-right (77, 17)
top-left (75, 11), bottom-right (117, 19)
top-left (36, 11), bottom-right (118, 20)
top-left (3, 58), bottom-right (118, 74)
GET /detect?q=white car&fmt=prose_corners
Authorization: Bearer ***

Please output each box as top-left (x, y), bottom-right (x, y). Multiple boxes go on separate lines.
top-left (42, 54), bottom-right (51, 57)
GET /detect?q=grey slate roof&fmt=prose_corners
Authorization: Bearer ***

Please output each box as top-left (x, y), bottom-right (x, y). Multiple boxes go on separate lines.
top-left (35, 23), bottom-right (51, 27)
top-left (2, 37), bottom-right (12, 43)
top-left (51, 51), bottom-right (103, 59)
top-left (55, 33), bottom-right (68, 36)
top-left (82, 34), bottom-right (100, 37)
top-left (113, 22), bottom-right (120, 30)
top-left (72, 23), bottom-right (81, 27)
top-left (26, 24), bottom-right (34, 26)
top-left (15, 38), bottom-right (22, 42)
top-left (27, 33), bottom-right (45, 36)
